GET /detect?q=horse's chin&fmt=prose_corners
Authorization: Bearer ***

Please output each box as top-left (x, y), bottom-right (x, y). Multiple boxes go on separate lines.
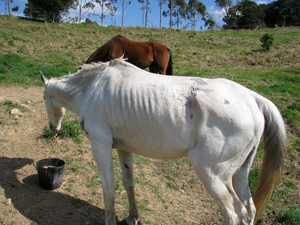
top-left (50, 123), bottom-right (61, 132)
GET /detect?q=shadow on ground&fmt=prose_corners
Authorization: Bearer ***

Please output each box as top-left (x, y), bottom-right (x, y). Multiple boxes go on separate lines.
top-left (0, 157), bottom-right (105, 225)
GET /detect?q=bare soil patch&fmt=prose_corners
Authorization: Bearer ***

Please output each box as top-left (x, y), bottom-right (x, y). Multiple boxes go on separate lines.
top-left (0, 85), bottom-right (223, 225)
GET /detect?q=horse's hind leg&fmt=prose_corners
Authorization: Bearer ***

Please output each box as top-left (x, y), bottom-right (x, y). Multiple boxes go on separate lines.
top-left (233, 148), bottom-right (257, 225)
top-left (117, 149), bottom-right (139, 225)
top-left (149, 63), bottom-right (162, 74)
top-left (188, 149), bottom-right (247, 225)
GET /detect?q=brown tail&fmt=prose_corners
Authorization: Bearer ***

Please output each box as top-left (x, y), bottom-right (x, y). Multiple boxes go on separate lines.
top-left (253, 94), bottom-right (286, 222)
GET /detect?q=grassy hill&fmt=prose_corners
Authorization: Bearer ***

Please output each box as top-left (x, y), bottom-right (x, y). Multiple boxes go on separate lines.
top-left (1, 14), bottom-right (299, 224)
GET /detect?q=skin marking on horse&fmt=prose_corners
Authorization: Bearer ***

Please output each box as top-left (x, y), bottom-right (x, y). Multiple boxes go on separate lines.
top-left (80, 118), bottom-right (89, 135)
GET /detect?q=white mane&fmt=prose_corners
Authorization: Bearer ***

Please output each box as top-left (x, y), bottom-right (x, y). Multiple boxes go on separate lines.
top-left (79, 57), bottom-right (128, 73)
top-left (47, 57), bottom-right (130, 98)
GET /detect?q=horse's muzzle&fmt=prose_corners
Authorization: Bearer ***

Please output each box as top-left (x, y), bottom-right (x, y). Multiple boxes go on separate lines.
top-left (49, 123), bottom-right (61, 132)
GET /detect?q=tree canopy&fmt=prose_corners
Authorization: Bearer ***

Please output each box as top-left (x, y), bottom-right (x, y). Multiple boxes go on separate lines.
top-left (20, 0), bottom-right (300, 29)
top-left (222, 0), bottom-right (300, 29)
top-left (24, 0), bottom-right (75, 22)
top-left (186, 0), bottom-right (206, 30)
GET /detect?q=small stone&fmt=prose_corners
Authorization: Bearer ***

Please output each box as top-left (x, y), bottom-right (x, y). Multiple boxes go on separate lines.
top-left (6, 198), bottom-right (11, 205)
top-left (9, 108), bottom-right (23, 116)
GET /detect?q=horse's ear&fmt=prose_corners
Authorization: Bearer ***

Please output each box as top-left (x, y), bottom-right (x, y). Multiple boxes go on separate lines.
top-left (40, 71), bottom-right (49, 86)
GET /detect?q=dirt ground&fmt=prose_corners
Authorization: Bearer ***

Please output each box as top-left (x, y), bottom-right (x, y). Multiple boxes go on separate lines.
top-left (0, 85), bottom-right (227, 225)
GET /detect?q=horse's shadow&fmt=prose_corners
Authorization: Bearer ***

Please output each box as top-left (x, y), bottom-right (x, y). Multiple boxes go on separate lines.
top-left (0, 157), bottom-right (105, 225)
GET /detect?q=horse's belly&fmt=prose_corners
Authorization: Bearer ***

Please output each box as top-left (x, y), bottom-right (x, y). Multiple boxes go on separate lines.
top-left (112, 132), bottom-right (191, 159)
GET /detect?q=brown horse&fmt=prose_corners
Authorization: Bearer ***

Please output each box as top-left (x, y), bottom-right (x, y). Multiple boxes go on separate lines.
top-left (85, 35), bottom-right (173, 75)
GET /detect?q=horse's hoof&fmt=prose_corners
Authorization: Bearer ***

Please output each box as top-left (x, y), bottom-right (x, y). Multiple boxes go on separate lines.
top-left (117, 218), bottom-right (129, 225)
top-left (117, 218), bottom-right (142, 225)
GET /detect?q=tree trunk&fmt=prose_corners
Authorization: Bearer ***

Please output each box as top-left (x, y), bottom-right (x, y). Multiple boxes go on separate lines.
top-left (8, 0), bottom-right (12, 16)
top-left (145, 0), bottom-right (148, 27)
top-left (101, 3), bottom-right (104, 26)
top-left (159, 0), bottom-right (162, 29)
top-left (79, 0), bottom-right (82, 22)
top-left (29, 1), bottom-right (32, 18)
top-left (169, 0), bottom-right (173, 28)
top-left (122, 1), bottom-right (124, 27)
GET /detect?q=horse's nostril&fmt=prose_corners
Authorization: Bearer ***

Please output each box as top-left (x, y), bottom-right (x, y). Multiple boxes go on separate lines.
top-left (49, 123), bottom-right (57, 131)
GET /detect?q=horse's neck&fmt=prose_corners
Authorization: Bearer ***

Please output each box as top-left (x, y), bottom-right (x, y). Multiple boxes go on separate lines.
top-left (49, 76), bottom-right (89, 115)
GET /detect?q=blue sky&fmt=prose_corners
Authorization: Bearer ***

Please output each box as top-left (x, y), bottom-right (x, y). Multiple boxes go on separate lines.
top-left (1, 0), bottom-right (272, 30)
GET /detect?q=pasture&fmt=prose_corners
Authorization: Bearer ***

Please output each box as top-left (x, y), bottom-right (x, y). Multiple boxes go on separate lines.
top-left (0, 15), bottom-right (299, 224)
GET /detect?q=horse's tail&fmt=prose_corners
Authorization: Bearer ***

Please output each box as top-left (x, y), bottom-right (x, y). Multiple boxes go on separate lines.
top-left (166, 48), bottom-right (173, 75)
top-left (252, 93), bottom-right (286, 223)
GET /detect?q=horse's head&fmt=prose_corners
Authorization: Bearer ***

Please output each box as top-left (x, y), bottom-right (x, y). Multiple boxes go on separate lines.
top-left (40, 71), bottom-right (65, 131)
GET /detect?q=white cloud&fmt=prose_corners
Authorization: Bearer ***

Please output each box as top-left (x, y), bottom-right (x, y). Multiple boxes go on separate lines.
top-left (15, 0), bottom-right (28, 4)
top-left (255, 1), bottom-right (268, 5)
top-left (207, 5), bottom-right (226, 23)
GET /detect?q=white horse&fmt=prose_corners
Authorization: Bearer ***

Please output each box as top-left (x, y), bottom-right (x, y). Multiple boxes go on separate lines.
top-left (40, 58), bottom-right (286, 225)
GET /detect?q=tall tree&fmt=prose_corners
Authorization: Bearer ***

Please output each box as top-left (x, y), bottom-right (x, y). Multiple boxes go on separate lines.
top-left (95, 0), bottom-right (117, 26)
top-left (264, 0), bottom-right (300, 27)
top-left (162, 0), bottom-right (174, 28)
top-left (144, 0), bottom-right (151, 27)
top-left (186, 0), bottom-right (206, 30)
top-left (204, 12), bottom-right (217, 30)
top-left (2, 0), bottom-right (13, 15)
top-left (158, 0), bottom-right (167, 28)
top-left (215, 0), bottom-right (232, 10)
top-left (138, 0), bottom-right (151, 27)
top-left (173, 0), bottom-right (186, 29)
top-left (138, 0), bottom-right (145, 26)
top-left (215, 0), bottom-right (232, 27)
top-left (120, 0), bottom-right (131, 27)
top-left (25, 0), bottom-right (75, 22)
top-left (163, 0), bottom-right (186, 29)
top-left (236, 0), bottom-right (264, 29)
top-left (24, 1), bottom-right (45, 18)
top-left (71, 0), bottom-right (95, 22)
top-left (222, 5), bottom-right (238, 29)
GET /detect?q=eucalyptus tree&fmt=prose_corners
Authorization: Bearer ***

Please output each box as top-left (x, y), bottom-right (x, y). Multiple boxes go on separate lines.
top-left (2, 0), bottom-right (13, 15)
top-left (163, 0), bottom-right (186, 29)
top-left (138, 0), bottom-right (151, 27)
top-left (95, 0), bottom-right (118, 26)
top-left (264, 0), bottom-right (300, 27)
top-left (204, 12), bottom-right (217, 30)
top-left (162, 0), bottom-right (173, 28)
top-left (236, 0), bottom-right (264, 29)
top-left (71, 0), bottom-right (96, 22)
top-left (174, 0), bottom-right (186, 29)
top-left (158, 0), bottom-right (167, 28)
top-left (120, 0), bottom-right (131, 27)
top-left (215, 0), bottom-right (232, 27)
top-left (186, 0), bottom-right (206, 30)
top-left (24, 0), bottom-right (74, 22)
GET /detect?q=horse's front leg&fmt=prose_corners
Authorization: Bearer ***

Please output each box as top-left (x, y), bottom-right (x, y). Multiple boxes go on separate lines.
top-left (91, 139), bottom-right (116, 225)
top-left (117, 149), bottom-right (139, 225)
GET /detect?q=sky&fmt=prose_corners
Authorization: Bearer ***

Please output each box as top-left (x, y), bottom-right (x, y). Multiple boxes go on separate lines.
top-left (1, 0), bottom-right (273, 30)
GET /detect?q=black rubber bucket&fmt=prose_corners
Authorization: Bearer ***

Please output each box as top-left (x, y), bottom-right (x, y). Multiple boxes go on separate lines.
top-left (34, 158), bottom-right (66, 190)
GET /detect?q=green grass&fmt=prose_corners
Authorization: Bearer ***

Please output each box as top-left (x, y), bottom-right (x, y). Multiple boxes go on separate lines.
top-left (277, 206), bottom-right (300, 225)
top-left (0, 53), bottom-right (76, 86)
top-left (3, 100), bottom-right (25, 113)
top-left (42, 116), bottom-right (83, 144)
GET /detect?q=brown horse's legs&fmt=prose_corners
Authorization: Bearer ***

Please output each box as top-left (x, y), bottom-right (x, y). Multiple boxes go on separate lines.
top-left (149, 63), bottom-right (165, 75)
